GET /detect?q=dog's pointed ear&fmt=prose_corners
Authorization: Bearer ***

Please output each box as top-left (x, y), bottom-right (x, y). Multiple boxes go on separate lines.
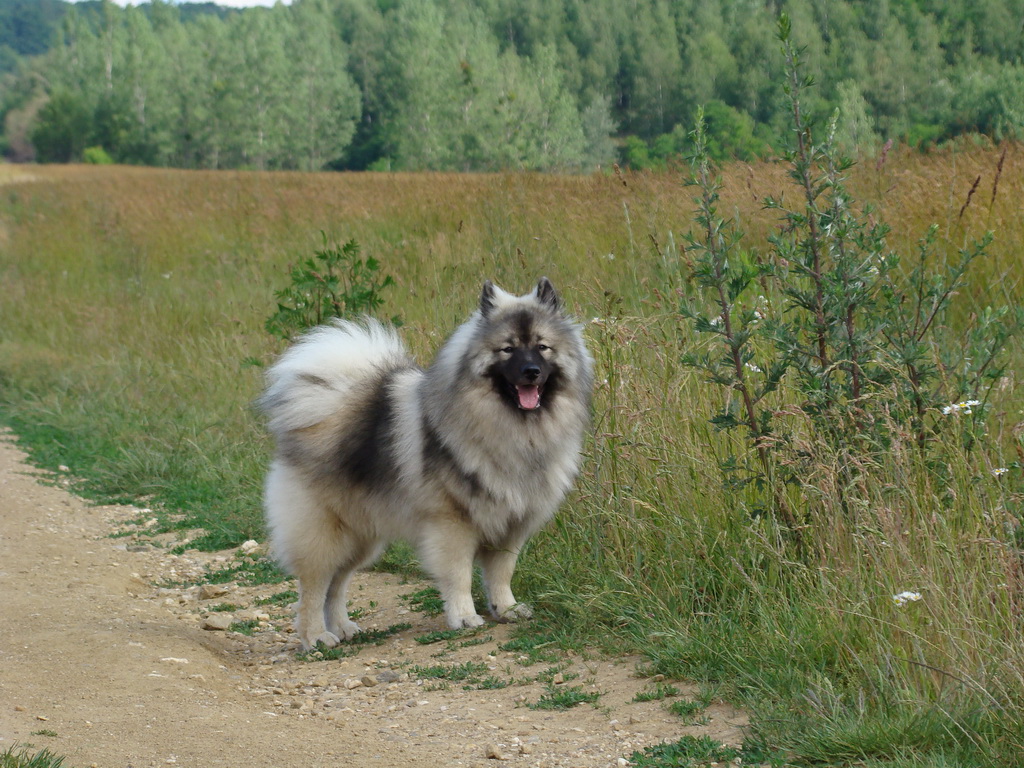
top-left (480, 280), bottom-right (496, 317)
top-left (535, 277), bottom-right (560, 311)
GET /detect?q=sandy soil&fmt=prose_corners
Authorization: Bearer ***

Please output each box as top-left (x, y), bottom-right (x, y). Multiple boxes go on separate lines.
top-left (0, 431), bottom-right (750, 767)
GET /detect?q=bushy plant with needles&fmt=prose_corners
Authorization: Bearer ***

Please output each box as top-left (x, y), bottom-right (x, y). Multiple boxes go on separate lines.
top-left (265, 232), bottom-right (397, 341)
top-left (680, 15), bottom-right (1022, 536)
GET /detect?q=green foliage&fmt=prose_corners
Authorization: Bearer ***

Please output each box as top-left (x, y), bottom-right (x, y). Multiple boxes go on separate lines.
top-left (297, 623), bottom-right (413, 661)
top-left (666, 698), bottom-right (706, 720)
top-left (254, 590), bottom-right (297, 607)
top-left (632, 683), bottom-right (681, 702)
top-left (0, 0), bottom-right (65, 64)
top-left (30, 89), bottom-right (90, 162)
top-left (498, 629), bottom-right (563, 666)
top-left (529, 683), bottom-right (601, 710)
top-left (409, 659), bottom-right (512, 691)
top-left (264, 234), bottom-right (397, 342)
top-left (413, 629), bottom-right (464, 645)
top-left (411, 661), bottom-right (489, 682)
top-left (401, 587), bottom-right (444, 618)
top-left (6, 0), bottom-right (1024, 167)
top-left (228, 619), bottom-right (260, 636)
top-left (82, 145), bottom-right (113, 165)
top-left (679, 16), bottom-right (1023, 534)
top-left (629, 736), bottom-right (756, 768)
top-left (0, 745), bottom-right (67, 768)
top-left (200, 555), bottom-right (288, 587)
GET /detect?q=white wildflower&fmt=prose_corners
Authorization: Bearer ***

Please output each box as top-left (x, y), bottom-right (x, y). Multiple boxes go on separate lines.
top-left (943, 399), bottom-right (982, 415)
top-left (992, 467), bottom-right (1009, 477)
top-left (752, 296), bottom-right (769, 321)
top-left (892, 591), bottom-right (922, 607)
top-left (745, 363), bottom-right (762, 373)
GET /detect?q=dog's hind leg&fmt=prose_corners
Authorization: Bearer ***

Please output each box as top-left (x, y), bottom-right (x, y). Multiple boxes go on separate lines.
top-left (479, 531), bottom-right (533, 622)
top-left (325, 539), bottom-right (384, 641)
top-left (293, 566), bottom-right (341, 650)
top-left (286, 518), bottom-right (370, 649)
top-left (418, 517), bottom-right (486, 630)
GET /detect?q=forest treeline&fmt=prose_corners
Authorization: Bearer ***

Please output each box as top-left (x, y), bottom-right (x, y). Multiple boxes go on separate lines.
top-left (2, 0), bottom-right (1024, 171)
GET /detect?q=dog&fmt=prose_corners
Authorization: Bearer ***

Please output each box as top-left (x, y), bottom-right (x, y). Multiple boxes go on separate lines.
top-left (260, 278), bottom-right (593, 648)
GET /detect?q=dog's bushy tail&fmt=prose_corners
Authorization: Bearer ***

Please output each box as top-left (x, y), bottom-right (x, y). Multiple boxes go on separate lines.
top-left (260, 318), bottom-right (413, 438)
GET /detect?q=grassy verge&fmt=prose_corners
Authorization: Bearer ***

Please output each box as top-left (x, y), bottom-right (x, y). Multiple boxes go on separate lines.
top-left (1, 149), bottom-right (1023, 766)
top-left (0, 745), bottom-right (68, 768)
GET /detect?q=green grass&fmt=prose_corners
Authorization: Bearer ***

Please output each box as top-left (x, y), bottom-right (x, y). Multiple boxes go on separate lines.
top-left (254, 589), bottom-right (297, 606)
top-left (667, 698), bottom-right (707, 721)
top-left (200, 556), bottom-right (288, 587)
top-left (297, 623), bottom-right (413, 661)
top-left (0, 745), bottom-right (68, 768)
top-left (413, 629), bottom-right (465, 645)
top-left (2, 161), bottom-right (1023, 766)
top-left (401, 587), bottom-right (444, 617)
top-left (529, 683), bottom-right (601, 710)
top-left (228, 619), bottom-right (261, 636)
top-left (633, 683), bottom-right (681, 702)
top-left (628, 736), bottom-right (779, 768)
top-left (498, 629), bottom-right (564, 665)
top-left (408, 661), bottom-right (518, 691)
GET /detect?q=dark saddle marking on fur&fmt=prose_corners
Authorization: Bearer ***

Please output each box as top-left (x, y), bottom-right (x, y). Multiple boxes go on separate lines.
top-left (334, 369), bottom-right (404, 488)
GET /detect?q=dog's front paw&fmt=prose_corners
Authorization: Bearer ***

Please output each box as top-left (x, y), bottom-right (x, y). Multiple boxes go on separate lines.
top-left (447, 612), bottom-right (486, 630)
top-left (492, 602), bottom-right (533, 623)
top-left (305, 631), bottom-right (341, 650)
top-left (329, 619), bottom-right (361, 641)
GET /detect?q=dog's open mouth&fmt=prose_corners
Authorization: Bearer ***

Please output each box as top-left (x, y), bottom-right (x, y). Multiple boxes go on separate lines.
top-left (516, 384), bottom-right (542, 410)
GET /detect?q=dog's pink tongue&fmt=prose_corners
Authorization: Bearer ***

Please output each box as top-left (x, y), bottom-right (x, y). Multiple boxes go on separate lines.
top-left (517, 385), bottom-right (541, 410)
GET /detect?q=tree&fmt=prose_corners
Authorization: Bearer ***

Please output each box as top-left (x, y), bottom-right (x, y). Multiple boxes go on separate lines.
top-left (31, 88), bottom-right (90, 162)
top-left (283, 0), bottom-right (361, 170)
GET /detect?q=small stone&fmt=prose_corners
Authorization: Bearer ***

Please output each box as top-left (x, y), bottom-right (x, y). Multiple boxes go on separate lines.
top-left (552, 672), bottom-right (565, 685)
top-left (199, 584), bottom-right (230, 600)
top-left (344, 678), bottom-right (363, 690)
top-left (360, 675), bottom-right (378, 687)
top-left (485, 744), bottom-right (507, 760)
top-left (239, 540), bottom-right (260, 554)
top-left (201, 614), bottom-right (233, 631)
top-left (376, 669), bottom-right (401, 684)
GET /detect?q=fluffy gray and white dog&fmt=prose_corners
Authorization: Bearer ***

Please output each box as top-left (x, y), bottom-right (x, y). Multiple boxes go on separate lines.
top-left (260, 278), bottom-right (593, 649)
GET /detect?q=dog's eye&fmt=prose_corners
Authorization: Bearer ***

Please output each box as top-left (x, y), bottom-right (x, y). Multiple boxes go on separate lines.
top-left (537, 344), bottom-right (550, 352)
top-left (501, 346), bottom-right (515, 354)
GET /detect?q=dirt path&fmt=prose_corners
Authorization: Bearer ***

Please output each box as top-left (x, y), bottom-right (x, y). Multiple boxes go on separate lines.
top-left (0, 431), bottom-right (749, 767)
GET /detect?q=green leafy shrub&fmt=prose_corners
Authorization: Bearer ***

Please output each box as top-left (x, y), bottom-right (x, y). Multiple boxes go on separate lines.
top-left (82, 146), bottom-right (114, 165)
top-left (265, 233), bottom-right (397, 341)
top-left (679, 15), bottom-right (1023, 537)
